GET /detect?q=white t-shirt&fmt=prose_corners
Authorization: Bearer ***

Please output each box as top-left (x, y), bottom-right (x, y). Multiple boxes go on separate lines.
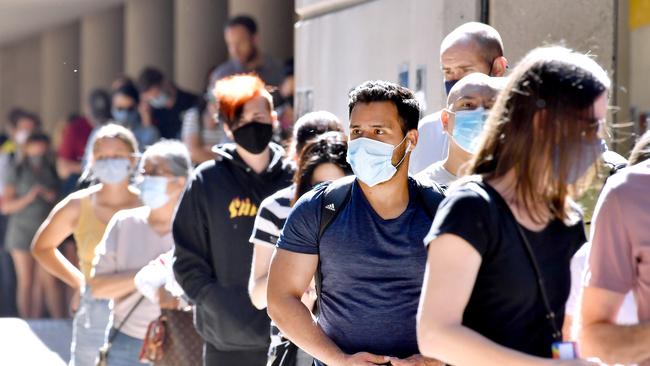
top-left (409, 111), bottom-right (449, 175)
top-left (93, 206), bottom-right (175, 339)
top-left (566, 242), bottom-right (638, 339)
top-left (416, 160), bottom-right (457, 186)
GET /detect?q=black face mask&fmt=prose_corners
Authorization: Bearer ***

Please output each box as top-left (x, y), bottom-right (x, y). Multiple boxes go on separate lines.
top-left (233, 121), bottom-right (273, 154)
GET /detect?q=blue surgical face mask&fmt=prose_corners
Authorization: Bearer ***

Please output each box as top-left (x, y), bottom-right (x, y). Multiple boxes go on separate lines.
top-left (149, 93), bottom-right (170, 109)
top-left (555, 138), bottom-right (607, 184)
top-left (139, 176), bottom-right (170, 209)
top-left (92, 158), bottom-right (131, 184)
top-left (450, 107), bottom-right (489, 153)
top-left (111, 108), bottom-right (140, 126)
top-left (346, 136), bottom-right (411, 187)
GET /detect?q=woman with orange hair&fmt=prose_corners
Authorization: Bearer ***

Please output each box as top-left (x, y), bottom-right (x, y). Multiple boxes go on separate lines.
top-left (172, 74), bottom-right (294, 365)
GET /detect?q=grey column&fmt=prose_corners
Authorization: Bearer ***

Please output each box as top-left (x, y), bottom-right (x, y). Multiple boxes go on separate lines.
top-left (0, 38), bottom-right (43, 131)
top-left (125, 0), bottom-right (174, 79)
top-left (174, 0), bottom-right (228, 94)
top-left (80, 5), bottom-right (124, 109)
top-left (41, 22), bottom-right (81, 134)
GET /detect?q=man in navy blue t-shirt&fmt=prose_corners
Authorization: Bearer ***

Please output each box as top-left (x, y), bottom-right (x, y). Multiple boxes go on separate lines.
top-left (268, 80), bottom-right (443, 366)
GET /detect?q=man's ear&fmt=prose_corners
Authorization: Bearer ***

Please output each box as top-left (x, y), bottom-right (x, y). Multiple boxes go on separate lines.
top-left (407, 129), bottom-right (419, 151)
top-left (492, 56), bottom-right (508, 77)
top-left (223, 122), bottom-right (234, 140)
top-left (441, 109), bottom-right (451, 133)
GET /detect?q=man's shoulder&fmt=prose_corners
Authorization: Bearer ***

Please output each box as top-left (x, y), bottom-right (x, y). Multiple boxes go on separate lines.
top-left (213, 60), bottom-right (240, 80)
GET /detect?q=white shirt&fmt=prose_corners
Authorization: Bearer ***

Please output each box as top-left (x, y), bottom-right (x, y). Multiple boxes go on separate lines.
top-left (409, 111), bottom-right (449, 175)
top-left (416, 160), bottom-right (457, 186)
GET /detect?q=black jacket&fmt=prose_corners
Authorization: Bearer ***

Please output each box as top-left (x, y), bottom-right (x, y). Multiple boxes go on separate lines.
top-left (173, 143), bottom-right (293, 351)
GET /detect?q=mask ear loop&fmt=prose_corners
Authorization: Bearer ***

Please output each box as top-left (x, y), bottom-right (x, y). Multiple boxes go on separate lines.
top-left (393, 138), bottom-right (412, 169)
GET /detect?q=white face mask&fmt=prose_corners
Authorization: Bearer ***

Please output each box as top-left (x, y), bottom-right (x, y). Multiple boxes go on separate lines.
top-left (345, 136), bottom-right (410, 187)
top-left (14, 130), bottom-right (29, 145)
top-left (92, 158), bottom-right (131, 184)
top-left (138, 176), bottom-right (170, 209)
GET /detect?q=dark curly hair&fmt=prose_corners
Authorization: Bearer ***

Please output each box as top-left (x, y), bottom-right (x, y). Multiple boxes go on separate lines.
top-left (292, 131), bottom-right (352, 205)
top-left (348, 80), bottom-right (421, 134)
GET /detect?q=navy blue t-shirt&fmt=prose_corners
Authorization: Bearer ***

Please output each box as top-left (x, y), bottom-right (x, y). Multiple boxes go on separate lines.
top-left (277, 178), bottom-right (432, 358)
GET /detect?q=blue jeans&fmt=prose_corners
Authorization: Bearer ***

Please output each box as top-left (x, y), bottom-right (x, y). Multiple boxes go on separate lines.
top-left (69, 286), bottom-right (111, 366)
top-left (105, 329), bottom-right (143, 366)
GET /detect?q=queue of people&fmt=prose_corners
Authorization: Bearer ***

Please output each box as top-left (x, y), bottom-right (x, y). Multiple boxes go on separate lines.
top-left (0, 14), bottom-right (647, 366)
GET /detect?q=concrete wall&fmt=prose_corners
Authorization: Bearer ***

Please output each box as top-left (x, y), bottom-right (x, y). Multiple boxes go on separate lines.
top-left (0, 37), bottom-right (42, 131)
top-left (294, 0), bottom-right (479, 122)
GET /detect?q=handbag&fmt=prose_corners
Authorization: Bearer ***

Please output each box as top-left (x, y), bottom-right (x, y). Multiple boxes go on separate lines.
top-left (139, 308), bottom-right (203, 366)
top-left (96, 295), bottom-right (145, 366)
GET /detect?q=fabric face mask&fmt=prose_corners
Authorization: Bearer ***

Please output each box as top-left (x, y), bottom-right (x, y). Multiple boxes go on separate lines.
top-left (451, 107), bottom-right (489, 154)
top-left (233, 121), bottom-right (274, 154)
top-left (92, 158), bottom-right (131, 184)
top-left (149, 93), bottom-right (170, 109)
top-left (555, 138), bottom-right (607, 184)
top-left (139, 176), bottom-right (170, 209)
top-left (346, 136), bottom-right (411, 187)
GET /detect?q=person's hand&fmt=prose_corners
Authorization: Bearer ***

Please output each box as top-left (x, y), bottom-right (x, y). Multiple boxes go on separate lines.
top-left (69, 288), bottom-right (81, 315)
top-left (389, 354), bottom-right (444, 366)
top-left (27, 186), bottom-right (43, 201)
top-left (337, 352), bottom-right (390, 366)
top-left (39, 188), bottom-right (57, 203)
top-left (139, 100), bottom-right (153, 127)
top-left (157, 287), bottom-right (180, 310)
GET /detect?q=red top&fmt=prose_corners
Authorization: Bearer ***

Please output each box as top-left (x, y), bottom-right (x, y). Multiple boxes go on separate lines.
top-left (57, 117), bottom-right (92, 162)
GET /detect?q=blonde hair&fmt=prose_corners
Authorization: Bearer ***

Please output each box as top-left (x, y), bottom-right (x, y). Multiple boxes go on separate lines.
top-left (92, 123), bottom-right (139, 157)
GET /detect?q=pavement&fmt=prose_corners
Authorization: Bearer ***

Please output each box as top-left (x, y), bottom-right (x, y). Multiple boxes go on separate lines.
top-left (0, 318), bottom-right (72, 366)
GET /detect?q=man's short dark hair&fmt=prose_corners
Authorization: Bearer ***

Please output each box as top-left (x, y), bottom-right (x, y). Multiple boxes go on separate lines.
top-left (88, 89), bottom-right (112, 121)
top-left (26, 131), bottom-right (50, 145)
top-left (348, 80), bottom-right (421, 133)
top-left (225, 15), bottom-right (258, 35)
top-left (8, 108), bottom-right (26, 127)
top-left (138, 67), bottom-right (165, 92)
top-left (8, 108), bottom-right (41, 129)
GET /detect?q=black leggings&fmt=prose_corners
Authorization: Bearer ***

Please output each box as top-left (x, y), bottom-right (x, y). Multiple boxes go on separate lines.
top-left (203, 342), bottom-right (267, 366)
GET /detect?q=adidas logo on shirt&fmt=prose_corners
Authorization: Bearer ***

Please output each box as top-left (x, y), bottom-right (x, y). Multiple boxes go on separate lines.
top-left (325, 203), bottom-right (336, 211)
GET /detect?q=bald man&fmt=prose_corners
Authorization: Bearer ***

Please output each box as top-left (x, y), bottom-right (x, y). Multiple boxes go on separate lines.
top-left (416, 73), bottom-right (506, 186)
top-left (409, 22), bottom-right (508, 174)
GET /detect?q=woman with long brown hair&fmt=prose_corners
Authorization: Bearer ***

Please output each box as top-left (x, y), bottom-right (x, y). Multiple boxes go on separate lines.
top-left (417, 46), bottom-right (608, 365)
top-left (32, 124), bottom-right (141, 365)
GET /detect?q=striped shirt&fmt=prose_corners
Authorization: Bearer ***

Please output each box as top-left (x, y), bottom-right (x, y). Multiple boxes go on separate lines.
top-left (249, 185), bottom-right (295, 247)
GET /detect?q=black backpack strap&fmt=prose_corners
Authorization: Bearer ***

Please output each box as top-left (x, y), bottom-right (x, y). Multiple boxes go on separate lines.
top-left (412, 177), bottom-right (446, 220)
top-left (314, 176), bottom-right (354, 316)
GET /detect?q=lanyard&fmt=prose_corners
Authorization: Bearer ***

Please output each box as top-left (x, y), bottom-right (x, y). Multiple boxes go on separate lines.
top-left (512, 222), bottom-right (562, 340)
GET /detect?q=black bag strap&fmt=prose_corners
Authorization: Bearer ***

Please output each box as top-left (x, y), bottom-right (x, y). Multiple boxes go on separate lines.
top-left (107, 295), bottom-right (146, 345)
top-left (314, 176), bottom-right (355, 316)
top-left (476, 181), bottom-right (562, 340)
